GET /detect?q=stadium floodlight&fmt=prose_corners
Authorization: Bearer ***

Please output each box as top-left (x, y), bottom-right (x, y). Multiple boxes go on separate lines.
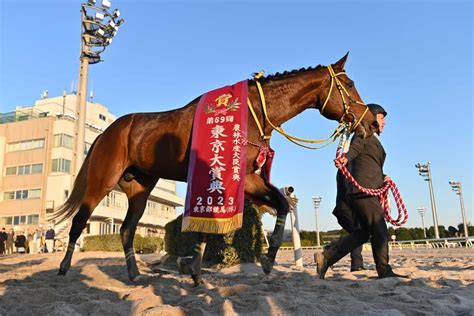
top-left (96, 28), bottom-right (106, 37)
top-left (101, 0), bottom-right (111, 9)
top-left (112, 9), bottom-right (120, 18)
top-left (95, 12), bottom-right (105, 21)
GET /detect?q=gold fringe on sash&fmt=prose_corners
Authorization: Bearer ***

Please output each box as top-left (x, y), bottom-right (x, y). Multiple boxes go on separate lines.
top-left (181, 213), bottom-right (243, 234)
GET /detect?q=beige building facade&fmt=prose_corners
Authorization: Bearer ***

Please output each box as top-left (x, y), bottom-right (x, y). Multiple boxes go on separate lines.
top-left (0, 94), bottom-right (183, 239)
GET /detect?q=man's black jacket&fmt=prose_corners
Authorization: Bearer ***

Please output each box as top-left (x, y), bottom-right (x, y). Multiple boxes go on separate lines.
top-left (345, 134), bottom-right (386, 196)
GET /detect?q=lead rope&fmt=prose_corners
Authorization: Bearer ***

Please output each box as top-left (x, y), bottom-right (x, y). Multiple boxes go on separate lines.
top-left (336, 132), bottom-right (409, 226)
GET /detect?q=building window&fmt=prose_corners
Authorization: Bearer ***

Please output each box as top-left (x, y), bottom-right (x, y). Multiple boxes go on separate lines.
top-left (53, 134), bottom-right (73, 149)
top-left (146, 200), bottom-right (160, 216)
top-left (0, 215), bottom-right (38, 226)
top-left (5, 163), bottom-right (43, 176)
top-left (6, 138), bottom-right (45, 152)
top-left (3, 189), bottom-right (41, 200)
top-left (13, 215), bottom-right (27, 225)
top-left (3, 192), bottom-right (14, 200)
top-left (102, 191), bottom-right (123, 208)
top-left (5, 166), bottom-right (17, 175)
top-left (18, 165), bottom-right (31, 175)
top-left (27, 215), bottom-right (39, 225)
top-left (99, 114), bottom-right (106, 121)
top-left (15, 190), bottom-right (28, 200)
top-left (31, 163), bottom-right (43, 173)
top-left (29, 189), bottom-right (41, 199)
top-left (52, 158), bottom-right (71, 173)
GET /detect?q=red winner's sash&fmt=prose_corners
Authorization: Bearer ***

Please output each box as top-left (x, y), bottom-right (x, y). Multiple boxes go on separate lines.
top-left (182, 80), bottom-right (248, 234)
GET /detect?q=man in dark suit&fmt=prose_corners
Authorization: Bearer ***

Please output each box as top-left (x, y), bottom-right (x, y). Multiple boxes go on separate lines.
top-left (332, 170), bottom-right (364, 271)
top-left (317, 104), bottom-right (406, 279)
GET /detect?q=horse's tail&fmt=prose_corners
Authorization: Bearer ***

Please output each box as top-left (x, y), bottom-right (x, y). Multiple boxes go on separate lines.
top-left (50, 135), bottom-right (101, 224)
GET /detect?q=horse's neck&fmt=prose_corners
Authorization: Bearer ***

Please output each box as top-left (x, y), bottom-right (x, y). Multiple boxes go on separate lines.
top-left (260, 70), bottom-right (325, 128)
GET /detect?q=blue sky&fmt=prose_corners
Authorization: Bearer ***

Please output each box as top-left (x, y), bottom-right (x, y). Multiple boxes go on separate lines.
top-left (1, 0), bottom-right (472, 232)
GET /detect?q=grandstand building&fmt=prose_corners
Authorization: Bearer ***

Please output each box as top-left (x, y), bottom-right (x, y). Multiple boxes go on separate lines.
top-left (0, 93), bottom-right (183, 238)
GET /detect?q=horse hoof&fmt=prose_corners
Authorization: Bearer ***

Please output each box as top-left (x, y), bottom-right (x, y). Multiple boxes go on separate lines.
top-left (191, 274), bottom-right (204, 287)
top-left (260, 255), bottom-right (274, 275)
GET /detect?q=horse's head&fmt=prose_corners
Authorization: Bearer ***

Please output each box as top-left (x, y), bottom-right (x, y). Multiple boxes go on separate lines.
top-left (316, 53), bottom-right (375, 138)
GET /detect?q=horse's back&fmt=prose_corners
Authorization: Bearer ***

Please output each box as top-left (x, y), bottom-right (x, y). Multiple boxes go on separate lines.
top-left (104, 104), bottom-right (197, 180)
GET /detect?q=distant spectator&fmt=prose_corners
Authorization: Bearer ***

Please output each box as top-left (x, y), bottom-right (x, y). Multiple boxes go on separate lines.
top-left (15, 230), bottom-right (27, 254)
top-left (35, 227), bottom-right (44, 253)
top-left (448, 226), bottom-right (459, 238)
top-left (6, 228), bottom-right (14, 254)
top-left (45, 225), bottom-right (56, 253)
top-left (28, 229), bottom-right (37, 254)
top-left (0, 227), bottom-right (7, 255)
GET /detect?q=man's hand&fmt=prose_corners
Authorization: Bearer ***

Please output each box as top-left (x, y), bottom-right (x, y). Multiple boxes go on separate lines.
top-left (334, 156), bottom-right (348, 168)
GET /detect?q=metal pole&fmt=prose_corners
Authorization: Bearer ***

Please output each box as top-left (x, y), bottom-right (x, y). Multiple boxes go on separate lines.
top-left (427, 163), bottom-right (440, 239)
top-left (315, 204), bottom-right (320, 247)
top-left (458, 184), bottom-right (469, 237)
top-left (312, 197), bottom-right (322, 247)
top-left (73, 8), bottom-right (90, 178)
top-left (417, 207), bottom-right (427, 238)
top-left (73, 56), bottom-right (89, 177)
top-left (421, 211), bottom-right (426, 238)
top-left (289, 202), bottom-right (303, 267)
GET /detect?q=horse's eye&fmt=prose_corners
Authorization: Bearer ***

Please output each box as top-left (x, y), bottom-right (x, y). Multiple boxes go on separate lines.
top-left (346, 80), bottom-right (354, 88)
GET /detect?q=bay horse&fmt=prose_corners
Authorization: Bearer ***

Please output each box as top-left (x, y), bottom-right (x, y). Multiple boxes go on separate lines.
top-left (54, 53), bottom-right (375, 284)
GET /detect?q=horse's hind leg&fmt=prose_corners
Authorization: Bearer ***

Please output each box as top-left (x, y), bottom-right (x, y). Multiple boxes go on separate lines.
top-left (245, 173), bottom-right (290, 274)
top-left (119, 175), bottom-right (158, 281)
top-left (58, 144), bottom-right (127, 275)
top-left (187, 233), bottom-right (207, 286)
top-left (58, 194), bottom-right (106, 275)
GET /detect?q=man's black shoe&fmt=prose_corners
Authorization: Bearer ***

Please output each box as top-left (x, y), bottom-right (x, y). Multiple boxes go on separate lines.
top-left (378, 271), bottom-right (409, 279)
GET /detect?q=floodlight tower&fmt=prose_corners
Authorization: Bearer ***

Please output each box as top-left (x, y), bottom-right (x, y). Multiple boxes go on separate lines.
top-left (417, 206), bottom-right (427, 238)
top-left (449, 181), bottom-right (469, 237)
top-left (415, 162), bottom-right (440, 239)
top-left (312, 197), bottom-right (322, 247)
top-left (73, 0), bottom-right (124, 177)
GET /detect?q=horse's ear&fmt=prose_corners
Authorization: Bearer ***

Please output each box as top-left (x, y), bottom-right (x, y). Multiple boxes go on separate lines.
top-left (333, 52), bottom-right (350, 71)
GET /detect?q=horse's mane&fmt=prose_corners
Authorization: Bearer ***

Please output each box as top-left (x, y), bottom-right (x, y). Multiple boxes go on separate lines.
top-left (251, 65), bottom-right (324, 83)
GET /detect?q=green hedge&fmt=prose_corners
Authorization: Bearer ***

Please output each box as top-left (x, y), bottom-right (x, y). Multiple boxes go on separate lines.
top-left (165, 199), bottom-right (263, 267)
top-left (82, 234), bottom-right (164, 254)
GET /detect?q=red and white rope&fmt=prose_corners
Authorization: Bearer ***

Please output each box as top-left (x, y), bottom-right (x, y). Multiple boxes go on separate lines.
top-left (336, 134), bottom-right (408, 226)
